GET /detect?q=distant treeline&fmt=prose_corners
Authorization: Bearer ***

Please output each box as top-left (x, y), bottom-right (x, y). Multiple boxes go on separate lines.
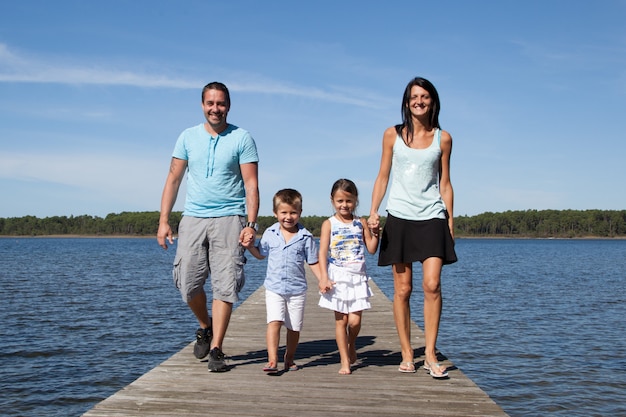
top-left (455, 209), bottom-right (626, 238)
top-left (1, 209), bottom-right (625, 238)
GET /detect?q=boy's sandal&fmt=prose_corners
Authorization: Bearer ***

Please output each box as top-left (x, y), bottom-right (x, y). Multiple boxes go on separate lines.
top-left (285, 362), bottom-right (299, 371)
top-left (398, 361), bottom-right (416, 373)
top-left (263, 362), bottom-right (278, 372)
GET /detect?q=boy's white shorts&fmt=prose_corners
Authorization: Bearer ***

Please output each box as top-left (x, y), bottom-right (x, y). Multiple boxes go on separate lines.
top-left (265, 289), bottom-right (306, 331)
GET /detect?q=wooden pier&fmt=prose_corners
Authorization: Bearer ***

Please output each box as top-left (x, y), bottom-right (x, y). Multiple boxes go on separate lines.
top-left (83, 269), bottom-right (509, 417)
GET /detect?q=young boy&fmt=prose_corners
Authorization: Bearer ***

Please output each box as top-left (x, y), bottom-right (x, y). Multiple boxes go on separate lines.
top-left (243, 189), bottom-right (320, 372)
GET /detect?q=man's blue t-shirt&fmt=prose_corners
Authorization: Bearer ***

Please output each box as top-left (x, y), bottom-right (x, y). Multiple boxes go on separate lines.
top-left (173, 123), bottom-right (258, 218)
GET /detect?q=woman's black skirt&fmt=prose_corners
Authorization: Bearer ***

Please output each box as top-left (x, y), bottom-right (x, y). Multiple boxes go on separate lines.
top-left (378, 213), bottom-right (457, 266)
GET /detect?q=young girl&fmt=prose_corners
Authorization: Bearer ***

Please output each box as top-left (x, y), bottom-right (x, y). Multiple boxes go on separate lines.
top-left (318, 179), bottom-right (379, 375)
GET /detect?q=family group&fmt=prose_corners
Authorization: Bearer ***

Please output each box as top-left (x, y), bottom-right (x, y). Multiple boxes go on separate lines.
top-left (156, 77), bottom-right (457, 379)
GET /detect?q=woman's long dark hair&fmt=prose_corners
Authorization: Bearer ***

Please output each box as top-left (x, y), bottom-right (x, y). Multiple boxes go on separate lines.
top-left (395, 77), bottom-right (441, 144)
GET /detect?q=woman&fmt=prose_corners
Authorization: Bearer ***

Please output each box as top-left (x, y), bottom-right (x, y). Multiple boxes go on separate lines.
top-left (368, 77), bottom-right (457, 378)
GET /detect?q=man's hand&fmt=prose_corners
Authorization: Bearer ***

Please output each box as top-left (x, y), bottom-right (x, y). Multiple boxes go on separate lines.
top-left (239, 228), bottom-right (256, 247)
top-left (157, 223), bottom-right (174, 249)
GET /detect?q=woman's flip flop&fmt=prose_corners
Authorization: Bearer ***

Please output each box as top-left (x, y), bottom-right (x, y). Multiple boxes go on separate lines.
top-left (398, 362), bottom-right (416, 373)
top-left (423, 361), bottom-right (448, 378)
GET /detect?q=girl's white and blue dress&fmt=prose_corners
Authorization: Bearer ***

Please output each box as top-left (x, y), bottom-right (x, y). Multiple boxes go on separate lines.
top-left (318, 216), bottom-right (373, 314)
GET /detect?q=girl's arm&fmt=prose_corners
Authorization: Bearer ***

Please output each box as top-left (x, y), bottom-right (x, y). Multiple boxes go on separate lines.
top-left (368, 127), bottom-right (395, 229)
top-left (317, 219), bottom-right (333, 293)
top-left (439, 130), bottom-right (454, 239)
top-left (360, 218), bottom-right (379, 254)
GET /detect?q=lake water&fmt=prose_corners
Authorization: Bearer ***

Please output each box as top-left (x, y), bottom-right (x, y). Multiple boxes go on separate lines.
top-left (0, 238), bottom-right (624, 417)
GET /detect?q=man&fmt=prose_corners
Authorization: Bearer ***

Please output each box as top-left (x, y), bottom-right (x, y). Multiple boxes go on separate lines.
top-left (157, 82), bottom-right (259, 372)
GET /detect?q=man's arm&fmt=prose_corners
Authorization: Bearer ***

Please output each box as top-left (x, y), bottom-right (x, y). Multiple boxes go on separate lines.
top-left (157, 157), bottom-right (187, 249)
top-left (239, 162), bottom-right (259, 245)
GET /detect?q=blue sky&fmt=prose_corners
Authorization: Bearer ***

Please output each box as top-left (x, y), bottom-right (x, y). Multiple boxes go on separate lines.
top-left (1, 1), bottom-right (625, 219)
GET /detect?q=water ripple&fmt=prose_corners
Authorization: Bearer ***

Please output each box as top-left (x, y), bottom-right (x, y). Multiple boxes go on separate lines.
top-left (1, 237), bottom-right (624, 417)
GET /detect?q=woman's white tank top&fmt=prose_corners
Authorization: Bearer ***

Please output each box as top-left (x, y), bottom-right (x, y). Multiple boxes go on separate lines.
top-left (386, 128), bottom-right (447, 221)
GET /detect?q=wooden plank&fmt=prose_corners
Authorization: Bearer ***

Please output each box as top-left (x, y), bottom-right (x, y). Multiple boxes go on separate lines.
top-left (83, 268), bottom-right (509, 417)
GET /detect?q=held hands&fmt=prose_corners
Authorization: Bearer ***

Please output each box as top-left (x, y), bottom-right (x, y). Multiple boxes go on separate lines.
top-left (367, 213), bottom-right (380, 237)
top-left (239, 228), bottom-right (256, 249)
top-left (318, 278), bottom-right (334, 294)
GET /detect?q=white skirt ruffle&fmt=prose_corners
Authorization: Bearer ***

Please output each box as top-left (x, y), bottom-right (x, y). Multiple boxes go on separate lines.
top-left (318, 263), bottom-right (372, 314)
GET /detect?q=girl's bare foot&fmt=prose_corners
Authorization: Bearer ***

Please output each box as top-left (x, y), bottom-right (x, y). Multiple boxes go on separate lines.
top-left (338, 367), bottom-right (352, 375)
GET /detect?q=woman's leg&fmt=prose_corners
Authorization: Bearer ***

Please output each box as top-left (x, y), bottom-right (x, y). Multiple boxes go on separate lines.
top-left (393, 263), bottom-right (414, 365)
top-left (422, 257), bottom-right (446, 375)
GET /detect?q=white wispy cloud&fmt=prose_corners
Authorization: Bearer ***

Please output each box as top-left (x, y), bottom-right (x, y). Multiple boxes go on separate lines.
top-left (0, 43), bottom-right (198, 88)
top-left (0, 43), bottom-right (385, 108)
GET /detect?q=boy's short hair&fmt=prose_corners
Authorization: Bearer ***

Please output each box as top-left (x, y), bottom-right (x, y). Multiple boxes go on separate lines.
top-left (273, 189), bottom-right (302, 212)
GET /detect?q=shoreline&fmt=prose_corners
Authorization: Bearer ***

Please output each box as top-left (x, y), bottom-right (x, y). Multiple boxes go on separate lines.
top-left (1, 234), bottom-right (625, 240)
top-left (0, 234), bottom-right (156, 239)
